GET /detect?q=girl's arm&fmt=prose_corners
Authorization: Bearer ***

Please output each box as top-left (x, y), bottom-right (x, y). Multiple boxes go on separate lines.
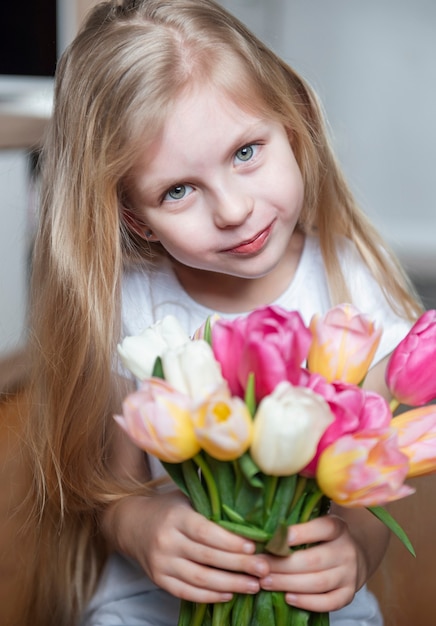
top-left (101, 378), bottom-right (270, 603)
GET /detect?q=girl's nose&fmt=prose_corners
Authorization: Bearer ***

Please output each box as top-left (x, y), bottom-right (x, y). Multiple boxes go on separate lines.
top-left (212, 184), bottom-right (254, 228)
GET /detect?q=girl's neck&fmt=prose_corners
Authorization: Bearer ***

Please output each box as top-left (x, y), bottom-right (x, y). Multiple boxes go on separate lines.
top-left (171, 230), bottom-right (305, 314)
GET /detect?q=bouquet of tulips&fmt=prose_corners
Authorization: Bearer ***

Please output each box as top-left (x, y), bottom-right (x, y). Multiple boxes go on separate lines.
top-left (115, 304), bottom-right (436, 626)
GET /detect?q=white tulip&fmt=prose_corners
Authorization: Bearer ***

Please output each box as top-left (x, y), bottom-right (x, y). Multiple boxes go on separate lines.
top-left (162, 340), bottom-right (225, 400)
top-left (118, 315), bottom-right (191, 380)
top-left (251, 381), bottom-right (334, 475)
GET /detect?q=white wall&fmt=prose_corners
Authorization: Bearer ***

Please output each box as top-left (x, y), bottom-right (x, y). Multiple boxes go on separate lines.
top-left (222, 0), bottom-right (436, 276)
top-left (0, 151), bottom-right (30, 353)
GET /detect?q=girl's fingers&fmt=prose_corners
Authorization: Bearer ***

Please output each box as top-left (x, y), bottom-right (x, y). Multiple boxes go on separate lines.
top-left (286, 515), bottom-right (346, 548)
top-left (285, 587), bottom-right (356, 613)
top-left (159, 558), bottom-right (262, 601)
top-left (182, 509), bottom-right (260, 554)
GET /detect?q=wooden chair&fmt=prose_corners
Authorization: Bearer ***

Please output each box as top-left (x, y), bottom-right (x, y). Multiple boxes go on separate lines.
top-left (368, 472), bottom-right (436, 626)
top-left (0, 350), bottom-right (33, 625)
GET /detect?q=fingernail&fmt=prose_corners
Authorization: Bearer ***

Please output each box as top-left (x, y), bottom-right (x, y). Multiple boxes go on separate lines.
top-left (261, 575), bottom-right (273, 589)
top-left (243, 542), bottom-right (255, 554)
top-left (254, 559), bottom-right (268, 576)
top-left (246, 580), bottom-right (260, 594)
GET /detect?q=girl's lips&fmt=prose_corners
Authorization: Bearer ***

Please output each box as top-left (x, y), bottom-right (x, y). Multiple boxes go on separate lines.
top-left (223, 223), bottom-right (273, 255)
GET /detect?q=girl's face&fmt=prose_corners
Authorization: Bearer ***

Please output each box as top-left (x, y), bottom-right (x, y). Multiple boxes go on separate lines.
top-left (130, 84), bottom-right (305, 308)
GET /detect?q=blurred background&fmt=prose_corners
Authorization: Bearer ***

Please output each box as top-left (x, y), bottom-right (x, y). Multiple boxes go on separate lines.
top-left (0, 0), bottom-right (435, 356)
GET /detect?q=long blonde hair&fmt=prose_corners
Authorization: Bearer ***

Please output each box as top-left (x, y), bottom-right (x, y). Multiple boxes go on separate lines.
top-left (23, 0), bottom-right (422, 623)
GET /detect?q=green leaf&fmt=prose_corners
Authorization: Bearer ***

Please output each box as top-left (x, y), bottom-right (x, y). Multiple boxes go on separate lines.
top-left (181, 459), bottom-right (212, 519)
top-left (264, 474), bottom-right (297, 534)
top-left (250, 590), bottom-right (275, 626)
top-left (265, 522), bottom-right (290, 556)
top-left (238, 452), bottom-right (263, 488)
top-left (231, 594), bottom-right (253, 626)
top-left (151, 356), bottom-right (164, 379)
top-left (244, 372), bottom-right (257, 417)
top-left (222, 503), bottom-right (247, 524)
top-left (217, 520), bottom-right (271, 542)
top-left (161, 461), bottom-right (190, 498)
top-left (205, 454), bottom-right (235, 509)
top-left (368, 505), bottom-right (416, 557)
top-left (211, 598), bottom-right (235, 625)
top-left (203, 315), bottom-right (213, 346)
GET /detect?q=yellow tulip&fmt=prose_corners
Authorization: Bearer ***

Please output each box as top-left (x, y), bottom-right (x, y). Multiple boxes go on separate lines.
top-left (194, 390), bottom-right (253, 461)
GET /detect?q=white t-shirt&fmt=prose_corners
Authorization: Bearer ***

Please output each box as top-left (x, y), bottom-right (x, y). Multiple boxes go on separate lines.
top-left (121, 234), bottom-right (410, 367)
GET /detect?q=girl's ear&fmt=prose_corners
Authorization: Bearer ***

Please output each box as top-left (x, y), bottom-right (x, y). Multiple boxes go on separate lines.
top-left (122, 208), bottom-right (159, 242)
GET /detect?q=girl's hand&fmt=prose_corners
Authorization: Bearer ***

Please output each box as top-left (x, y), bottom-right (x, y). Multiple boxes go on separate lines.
top-left (107, 489), bottom-right (270, 604)
top-left (259, 514), bottom-right (368, 612)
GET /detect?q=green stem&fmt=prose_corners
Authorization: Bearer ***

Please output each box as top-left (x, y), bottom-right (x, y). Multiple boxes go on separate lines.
top-left (289, 475), bottom-right (307, 511)
top-left (191, 602), bottom-right (208, 626)
top-left (211, 598), bottom-right (234, 625)
top-left (177, 599), bottom-right (192, 626)
top-left (264, 474), bottom-right (279, 520)
top-left (389, 397), bottom-right (401, 414)
top-left (193, 453), bottom-right (221, 522)
top-left (300, 488), bottom-right (324, 523)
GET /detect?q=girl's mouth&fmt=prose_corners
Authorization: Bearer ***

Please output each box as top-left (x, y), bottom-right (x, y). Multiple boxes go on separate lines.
top-left (223, 223), bottom-right (273, 255)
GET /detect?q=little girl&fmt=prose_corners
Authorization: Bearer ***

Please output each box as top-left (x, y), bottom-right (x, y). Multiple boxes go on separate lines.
top-left (23, 1), bottom-right (422, 625)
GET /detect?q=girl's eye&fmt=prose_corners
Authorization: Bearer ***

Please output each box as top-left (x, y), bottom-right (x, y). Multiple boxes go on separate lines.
top-left (235, 144), bottom-right (257, 163)
top-left (164, 184), bottom-right (193, 202)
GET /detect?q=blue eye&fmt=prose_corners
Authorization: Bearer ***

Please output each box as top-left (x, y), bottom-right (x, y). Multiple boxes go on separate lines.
top-left (235, 144), bottom-right (255, 162)
top-left (164, 184), bottom-right (192, 202)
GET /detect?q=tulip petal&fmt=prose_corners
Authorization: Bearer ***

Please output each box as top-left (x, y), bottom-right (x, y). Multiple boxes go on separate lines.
top-left (391, 404), bottom-right (436, 477)
top-left (115, 378), bottom-right (201, 463)
top-left (308, 303), bottom-right (381, 385)
top-left (386, 309), bottom-right (436, 406)
top-left (251, 382), bottom-right (333, 475)
top-left (316, 431), bottom-right (413, 507)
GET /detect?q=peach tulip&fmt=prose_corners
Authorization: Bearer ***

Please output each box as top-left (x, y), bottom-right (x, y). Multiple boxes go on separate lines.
top-left (316, 431), bottom-right (413, 507)
top-left (194, 391), bottom-right (253, 461)
top-left (308, 303), bottom-right (382, 385)
top-left (391, 404), bottom-right (436, 478)
top-left (114, 378), bottom-right (200, 463)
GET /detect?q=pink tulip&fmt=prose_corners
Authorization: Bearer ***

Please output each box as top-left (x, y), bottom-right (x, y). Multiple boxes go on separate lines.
top-left (308, 303), bottom-right (382, 385)
top-left (114, 378), bottom-right (201, 463)
top-left (386, 309), bottom-right (436, 406)
top-left (211, 305), bottom-right (312, 401)
top-left (316, 430), bottom-right (413, 507)
top-left (391, 404), bottom-right (436, 478)
top-left (302, 373), bottom-right (392, 475)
